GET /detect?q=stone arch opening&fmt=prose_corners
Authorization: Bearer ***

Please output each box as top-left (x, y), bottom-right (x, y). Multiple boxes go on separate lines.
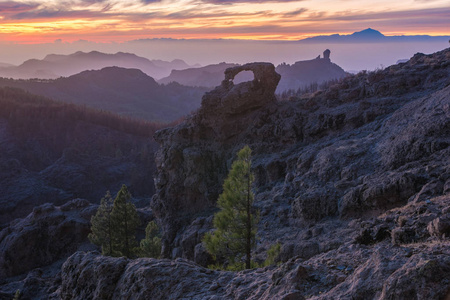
top-left (222, 62), bottom-right (280, 92)
top-left (233, 70), bottom-right (255, 84)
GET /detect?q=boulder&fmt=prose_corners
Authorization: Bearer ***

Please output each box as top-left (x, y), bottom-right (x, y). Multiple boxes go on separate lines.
top-left (0, 199), bottom-right (95, 278)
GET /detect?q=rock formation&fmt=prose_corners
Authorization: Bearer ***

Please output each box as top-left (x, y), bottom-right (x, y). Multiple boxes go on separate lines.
top-left (151, 49), bottom-right (450, 264)
top-left (0, 199), bottom-right (96, 279)
top-left (323, 49), bottom-right (331, 60)
top-left (152, 62), bottom-right (281, 257)
top-left (275, 50), bottom-right (347, 93)
top-left (3, 48), bottom-right (450, 299)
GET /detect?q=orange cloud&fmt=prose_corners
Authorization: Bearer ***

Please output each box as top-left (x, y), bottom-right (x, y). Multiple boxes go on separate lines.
top-left (0, 0), bottom-right (448, 43)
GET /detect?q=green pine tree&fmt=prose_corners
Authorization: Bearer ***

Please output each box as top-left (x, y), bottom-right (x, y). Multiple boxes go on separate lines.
top-left (139, 221), bottom-right (162, 258)
top-left (203, 145), bottom-right (258, 270)
top-left (110, 184), bottom-right (140, 258)
top-left (13, 289), bottom-right (21, 300)
top-left (88, 191), bottom-right (114, 256)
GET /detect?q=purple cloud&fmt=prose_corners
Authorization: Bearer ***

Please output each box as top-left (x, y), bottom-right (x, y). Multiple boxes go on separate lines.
top-left (201, 0), bottom-right (302, 4)
top-left (284, 8), bottom-right (307, 17)
top-left (0, 1), bottom-right (39, 13)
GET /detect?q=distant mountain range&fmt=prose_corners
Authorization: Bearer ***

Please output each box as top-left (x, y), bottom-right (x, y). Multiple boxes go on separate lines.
top-left (299, 28), bottom-right (450, 43)
top-left (158, 62), bottom-right (252, 87)
top-left (0, 67), bottom-right (208, 122)
top-left (0, 51), bottom-right (193, 80)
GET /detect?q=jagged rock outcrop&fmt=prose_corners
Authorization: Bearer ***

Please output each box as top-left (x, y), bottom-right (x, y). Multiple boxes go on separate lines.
top-left (159, 52), bottom-right (348, 94)
top-left (0, 197), bottom-right (154, 299)
top-left (275, 50), bottom-right (347, 93)
top-left (152, 49), bottom-right (450, 262)
top-left (0, 199), bottom-right (96, 279)
top-left (152, 62), bottom-right (281, 257)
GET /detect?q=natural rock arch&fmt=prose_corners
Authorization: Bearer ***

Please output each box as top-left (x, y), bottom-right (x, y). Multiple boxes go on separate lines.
top-left (222, 62), bottom-right (280, 93)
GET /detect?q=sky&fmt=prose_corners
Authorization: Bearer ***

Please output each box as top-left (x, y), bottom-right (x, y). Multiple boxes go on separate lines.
top-left (0, 0), bottom-right (449, 71)
top-left (0, 0), bottom-right (449, 43)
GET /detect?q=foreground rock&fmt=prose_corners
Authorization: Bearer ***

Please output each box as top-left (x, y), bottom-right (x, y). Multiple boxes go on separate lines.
top-left (0, 199), bottom-right (97, 299)
top-left (0, 199), bottom-right (96, 279)
top-left (60, 195), bottom-right (450, 299)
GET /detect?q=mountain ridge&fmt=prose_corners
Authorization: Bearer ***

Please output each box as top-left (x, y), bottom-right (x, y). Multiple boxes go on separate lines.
top-left (0, 51), bottom-right (193, 80)
top-left (0, 66), bottom-right (208, 122)
top-left (299, 28), bottom-right (450, 43)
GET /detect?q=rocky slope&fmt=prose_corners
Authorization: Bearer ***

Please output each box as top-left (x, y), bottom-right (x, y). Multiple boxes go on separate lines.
top-left (59, 195), bottom-right (450, 300)
top-left (141, 48), bottom-right (450, 298)
top-left (0, 198), bottom-right (154, 300)
top-left (2, 48), bottom-right (450, 299)
top-left (0, 199), bottom-right (96, 299)
top-left (151, 49), bottom-right (449, 259)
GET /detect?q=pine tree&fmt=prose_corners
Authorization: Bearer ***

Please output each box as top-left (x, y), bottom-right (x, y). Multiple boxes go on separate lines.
top-left (203, 145), bottom-right (258, 269)
top-left (89, 185), bottom-right (140, 258)
top-left (88, 191), bottom-right (114, 256)
top-left (140, 221), bottom-right (162, 258)
top-left (110, 184), bottom-right (140, 258)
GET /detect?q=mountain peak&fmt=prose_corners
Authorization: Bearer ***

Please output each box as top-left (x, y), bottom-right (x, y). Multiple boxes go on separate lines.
top-left (351, 28), bottom-right (385, 37)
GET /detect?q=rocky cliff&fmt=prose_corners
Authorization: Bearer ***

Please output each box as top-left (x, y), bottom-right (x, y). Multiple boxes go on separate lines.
top-left (151, 49), bottom-right (450, 262)
top-left (4, 48), bottom-right (450, 299)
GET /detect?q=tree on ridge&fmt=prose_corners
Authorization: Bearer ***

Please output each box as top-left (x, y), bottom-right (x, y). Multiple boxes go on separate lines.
top-left (203, 145), bottom-right (258, 270)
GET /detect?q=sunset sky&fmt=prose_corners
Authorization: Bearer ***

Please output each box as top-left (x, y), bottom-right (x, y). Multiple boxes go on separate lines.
top-left (0, 0), bottom-right (449, 43)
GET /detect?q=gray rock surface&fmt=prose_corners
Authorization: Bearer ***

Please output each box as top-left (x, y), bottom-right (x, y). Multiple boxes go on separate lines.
top-left (60, 196), bottom-right (450, 300)
top-left (152, 49), bottom-right (450, 261)
top-left (0, 199), bottom-right (95, 278)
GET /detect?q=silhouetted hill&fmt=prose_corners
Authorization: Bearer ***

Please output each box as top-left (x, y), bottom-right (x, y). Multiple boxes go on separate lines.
top-left (0, 67), bottom-right (209, 122)
top-left (0, 51), bottom-right (192, 80)
top-left (350, 28), bottom-right (384, 39)
top-left (158, 62), bottom-right (245, 87)
top-left (0, 87), bottom-right (163, 226)
top-left (300, 28), bottom-right (450, 43)
top-left (0, 62), bottom-right (14, 68)
top-left (275, 49), bottom-right (348, 92)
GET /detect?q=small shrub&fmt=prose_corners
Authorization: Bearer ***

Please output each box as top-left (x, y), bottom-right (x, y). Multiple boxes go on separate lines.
top-left (263, 242), bottom-right (281, 266)
top-left (139, 221), bottom-right (162, 258)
